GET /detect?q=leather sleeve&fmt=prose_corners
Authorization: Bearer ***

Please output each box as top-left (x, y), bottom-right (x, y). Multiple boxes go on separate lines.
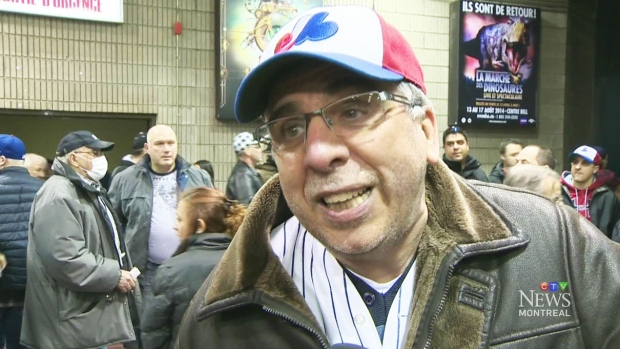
top-left (562, 205), bottom-right (620, 347)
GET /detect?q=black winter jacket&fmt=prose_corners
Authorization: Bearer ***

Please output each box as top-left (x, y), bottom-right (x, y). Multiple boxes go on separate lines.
top-left (488, 161), bottom-right (505, 184)
top-left (443, 155), bottom-right (488, 181)
top-left (226, 160), bottom-right (263, 206)
top-left (141, 233), bottom-right (231, 349)
top-left (0, 166), bottom-right (43, 297)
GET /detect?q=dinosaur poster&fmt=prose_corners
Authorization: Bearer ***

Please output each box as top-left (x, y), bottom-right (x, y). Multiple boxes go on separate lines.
top-left (217, 0), bottom-right (323, 120)
top-left (451, 1), bottom-right (540, 127)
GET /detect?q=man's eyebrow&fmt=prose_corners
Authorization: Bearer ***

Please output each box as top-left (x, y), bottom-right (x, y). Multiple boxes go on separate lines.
top-left (268, 101), bottom-right (304, 121)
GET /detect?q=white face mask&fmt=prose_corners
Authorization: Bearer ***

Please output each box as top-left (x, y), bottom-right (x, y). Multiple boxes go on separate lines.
top-left (75, 154), bottom-right (108, 182)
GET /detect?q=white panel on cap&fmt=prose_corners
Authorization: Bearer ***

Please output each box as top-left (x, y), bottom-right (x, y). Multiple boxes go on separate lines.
top-left (260, 6), bottom-right (384, 65)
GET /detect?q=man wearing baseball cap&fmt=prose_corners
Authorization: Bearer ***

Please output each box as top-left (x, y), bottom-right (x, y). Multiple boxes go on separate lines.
top-left (0, 134), bottom-right (43, 349)
top-left (178, 6), bottom-right (620, 348)
top-left (560, 145), bottom-right (620, 238)
top-left (225, 132), bottom-right (263, 206)
top-left (111, 131), bottom-right (148, 179)
top-left (21, 130), bottom-right (142, 349)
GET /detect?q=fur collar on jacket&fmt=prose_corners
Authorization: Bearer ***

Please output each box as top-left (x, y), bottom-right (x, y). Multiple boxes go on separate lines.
top-left (204, 161), bottom-right (516, 347)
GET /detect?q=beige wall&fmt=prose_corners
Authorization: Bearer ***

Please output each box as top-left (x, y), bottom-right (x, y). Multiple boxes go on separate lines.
top-left (0, 0), bottom-right (569, 190)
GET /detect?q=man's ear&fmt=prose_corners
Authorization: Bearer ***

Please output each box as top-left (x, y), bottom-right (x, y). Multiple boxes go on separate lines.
top-left (594, 165), bottom-right (600, 174)
top-left (421, 107), bottom-right (439, 165)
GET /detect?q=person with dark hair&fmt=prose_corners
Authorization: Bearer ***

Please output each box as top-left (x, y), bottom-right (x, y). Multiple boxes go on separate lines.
top-left (489, 138), bottom-right (523, 184)
top-left (141, 187), bottom-right (243, 349)
top-left (442, 125), bottom-right (488, 181)
top-left (516, 144), bottom-right (557, 169)
top-left (193, 160), bottom-right (214, 182)
top-left (111, 132), bottom-right (148, 179)
top-left (591, 145), bottom-right (620, 191)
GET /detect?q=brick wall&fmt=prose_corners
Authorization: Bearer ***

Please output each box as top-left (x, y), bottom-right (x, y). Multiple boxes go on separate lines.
top-left (0, 0), bottom-right (569, 190)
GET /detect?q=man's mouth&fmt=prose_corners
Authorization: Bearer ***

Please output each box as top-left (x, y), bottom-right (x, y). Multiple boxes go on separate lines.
top-left (322, 188), bottom-right (372, 211)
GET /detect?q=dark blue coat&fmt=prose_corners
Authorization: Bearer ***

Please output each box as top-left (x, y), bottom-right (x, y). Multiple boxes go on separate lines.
top-left (0, 166), bottom-right (43, 290)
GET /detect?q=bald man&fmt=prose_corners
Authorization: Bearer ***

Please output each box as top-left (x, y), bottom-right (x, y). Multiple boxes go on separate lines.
top-left (109, 125), bottom-right (212, 316)
top-left (24, 153), bottom-right (50, 180)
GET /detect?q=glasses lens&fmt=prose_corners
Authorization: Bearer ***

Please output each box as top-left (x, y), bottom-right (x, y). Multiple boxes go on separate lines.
top-left (261, 116), bottom-right (306, 151)
top-left (324, 92), bottom-right (384, 135)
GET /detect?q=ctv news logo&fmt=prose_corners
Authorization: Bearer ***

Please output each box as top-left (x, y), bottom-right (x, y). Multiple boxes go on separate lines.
top-left (518, 282), bottom-right (571, 317)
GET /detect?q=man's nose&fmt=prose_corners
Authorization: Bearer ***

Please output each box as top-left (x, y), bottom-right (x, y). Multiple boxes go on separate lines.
top-left (303, 117), bottom-right (349, 173)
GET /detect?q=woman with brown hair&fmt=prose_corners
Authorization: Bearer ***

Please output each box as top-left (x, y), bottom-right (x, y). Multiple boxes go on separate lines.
top-left (141, 187), bottom-right (245, 349)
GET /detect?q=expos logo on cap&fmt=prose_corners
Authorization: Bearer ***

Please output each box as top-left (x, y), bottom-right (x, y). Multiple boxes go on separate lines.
top-left (235, 5), bottom-right (426, 123)
top-left (569, 145), bottom-right (601, 165)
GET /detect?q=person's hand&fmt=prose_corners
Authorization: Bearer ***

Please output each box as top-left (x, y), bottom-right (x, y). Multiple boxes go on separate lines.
top-left (116, 270), bottom-right (136, 293)
top-left (0, 253), bottom-right (6, 272)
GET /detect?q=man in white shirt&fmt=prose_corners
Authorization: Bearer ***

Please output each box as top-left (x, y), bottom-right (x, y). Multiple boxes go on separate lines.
top-left (109, 125), bottom-right (212, 315)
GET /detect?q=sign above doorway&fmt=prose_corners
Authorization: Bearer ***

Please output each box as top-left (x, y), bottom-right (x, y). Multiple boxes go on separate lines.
top-left (0, 0), bottom-right (123, 23)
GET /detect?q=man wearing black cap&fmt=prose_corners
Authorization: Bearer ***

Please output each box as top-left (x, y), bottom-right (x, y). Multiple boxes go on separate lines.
top-left (0, 134), bottom-right (43, 349)
top-left (111, 131), bottom-right (147, 179)
top-left (20, 130), bottom-right (142, 349)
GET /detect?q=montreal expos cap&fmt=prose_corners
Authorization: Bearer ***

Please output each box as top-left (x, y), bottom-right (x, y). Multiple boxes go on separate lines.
top-left (234, 5), bottom-right (426, 123)
top-left (568, 145), bottom-right (601, 165)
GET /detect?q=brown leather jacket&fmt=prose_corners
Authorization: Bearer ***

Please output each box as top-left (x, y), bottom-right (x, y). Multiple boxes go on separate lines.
top-left (176, 162), bottom-right (620, 349)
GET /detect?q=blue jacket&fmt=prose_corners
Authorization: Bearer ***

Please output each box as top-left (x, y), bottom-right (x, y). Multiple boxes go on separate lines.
top-left (0, 166), bottom-right (43, 291)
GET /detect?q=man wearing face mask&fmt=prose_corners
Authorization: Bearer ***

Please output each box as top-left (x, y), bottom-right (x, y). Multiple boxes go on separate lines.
top-left (20, 130), bottom-right (142, 349)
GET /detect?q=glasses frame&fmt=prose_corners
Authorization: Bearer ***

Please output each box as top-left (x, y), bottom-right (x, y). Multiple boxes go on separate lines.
top-left (255, 91), bottom-right (417, 152)
top-left (73, 150), bottom-right (103, 158)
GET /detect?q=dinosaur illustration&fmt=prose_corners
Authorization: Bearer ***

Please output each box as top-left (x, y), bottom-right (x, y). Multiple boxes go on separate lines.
top-left (464, 17), bottom-right (532, 84)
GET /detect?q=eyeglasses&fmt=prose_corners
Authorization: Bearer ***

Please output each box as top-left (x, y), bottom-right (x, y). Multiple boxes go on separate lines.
top-left (74, 150), bottom-right (103, 157)
top-left (255, 91), bottom-right (417, 153)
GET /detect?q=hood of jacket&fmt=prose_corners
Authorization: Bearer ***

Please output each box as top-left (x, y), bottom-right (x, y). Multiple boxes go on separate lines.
top-left (489, 161), bottom-right (505, 181)
top-left (560, 171), bottom-right (606, 221)
top-left (174, 233), bottom-right (232, 256)
top-left (51, 158), bottom-right (104, 195)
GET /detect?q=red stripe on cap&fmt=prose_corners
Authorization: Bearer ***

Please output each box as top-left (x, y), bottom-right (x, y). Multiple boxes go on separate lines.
top-left (377, 13), bottom-right (426, 94)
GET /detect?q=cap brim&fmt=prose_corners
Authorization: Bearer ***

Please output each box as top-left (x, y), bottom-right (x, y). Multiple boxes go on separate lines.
top-left (568, 153), bottom-right (594, 164)
top-left (89, 140), bottom-right (115, 151)
top-left (234, 51), bottom-right (404, 123)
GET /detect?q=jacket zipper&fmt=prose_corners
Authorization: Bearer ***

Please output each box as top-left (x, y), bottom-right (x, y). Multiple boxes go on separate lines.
top-left (263, 306), bottom-right (330, 349)
top-left (423, 263), bottom-right (456, 349)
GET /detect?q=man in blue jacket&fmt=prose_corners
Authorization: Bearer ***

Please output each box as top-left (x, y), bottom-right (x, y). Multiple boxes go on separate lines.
top-left (0, 134), bottom-right (43, 349)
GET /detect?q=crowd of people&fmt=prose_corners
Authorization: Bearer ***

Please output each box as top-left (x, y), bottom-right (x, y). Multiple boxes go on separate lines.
top-left (1, 4), bottom-right (620, 349)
